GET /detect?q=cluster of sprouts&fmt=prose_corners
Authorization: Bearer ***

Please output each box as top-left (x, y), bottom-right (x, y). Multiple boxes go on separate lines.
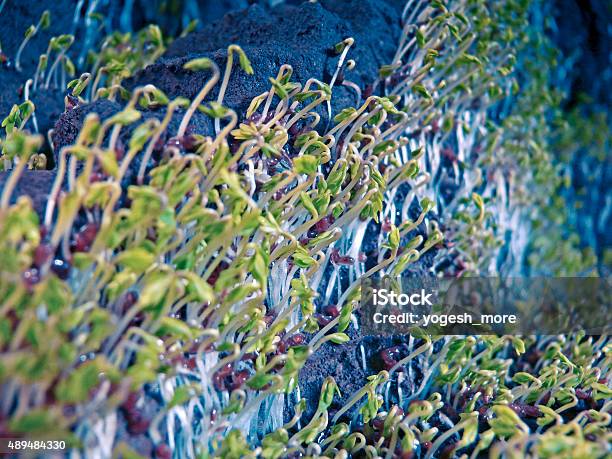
top-left (0, 0), bottom-right (609, 458)
top-left (1, 7), bottom-right (167, 146)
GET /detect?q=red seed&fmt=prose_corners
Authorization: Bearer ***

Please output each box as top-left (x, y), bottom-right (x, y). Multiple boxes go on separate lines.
top-left (277, 340), bottom-right (288, 354)
top-left (118, 291), bottom-right (138, 312)
top-left (314, 313), bottom-right (332, 327)
top-left (229, 371), bottom-right (250, 390)
top-left (315, 218), bottom-right (331, 233)
top-left (522, 405), bottom-right (541, 418)
top-left (380, 346), bottom-right (403, 370)
top-left (241, 352), bottom-right (257, 362)
top-left (430, 119), bottom-right (440, 133)
top-left (185, 356), bottom-right (197, 370)
top-left (338, 255), bottom-right (355, 265)
top-left (127, 412), bottom-right (150, 435)
top-left (372, 418), bottom-right (384, 431)
top-left (440, 442), bottom-right (458, 459)
top-left (71, 223), bottom-right (99, 253)
top-left (165, 137), bottom-right (182, 150)
top-left (213, 373), bottom-right (226, 391)
top-left (33, 244), bottom-right (53, 267)
top-left (287, 333), bottom-right (305, 346)
top-left (90, 171), bottom-right (105, 182)
top-left (217, 363), bottom-right (233, 377)
top-left (288, 122), bottom-right (301, 136)
top-left (71, 235), bottom-right (87, 253)
top-left (248, 113), bottom-right (262, 124)
top-left (382, 218), bottom-right (393, 233)
top-left (315, 215), bottom-right (335, 233)
top-left (155, 444), bottom-right (172, 459)
top-left (181, 134), bottom-right (199, 152)
top-left (330, 249), bottom-right (355, 264)
top-left (575, 388), bottom-right (592, 400)
top-left (324, 305), bottom-right (339, 317)
top-left (22, 268), bottom-right (40, 289)
top-left (121, 391), bottom-right (140, 411)
top-left (509, 402), bottom-right (540, 418)
top-left (207, 261), bottom-right (229, 286)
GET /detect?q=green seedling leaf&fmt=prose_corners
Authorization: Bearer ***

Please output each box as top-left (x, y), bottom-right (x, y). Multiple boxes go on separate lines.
top-left (156, 317), bottom-right (193, 340)
top-left (183, 58), bottom-right (214, 72)
top-left (108, 108), bottom-right (141, 126)
top-left (201, 101), bottom-right (228, 118)
top-left (328, 333), bottom-right (350, 344)
top-left (293, 154), bottom-right (319, 175)
top-left (115, 247), bottom-right (155, 274)
top-left (39, 11), bottom-right (51, 29)
top-left (235, 47), bottom-right (254, 75)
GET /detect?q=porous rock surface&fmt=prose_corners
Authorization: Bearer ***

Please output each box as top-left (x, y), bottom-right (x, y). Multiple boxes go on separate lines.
top-left (52, 0), bottom-right (405, 150)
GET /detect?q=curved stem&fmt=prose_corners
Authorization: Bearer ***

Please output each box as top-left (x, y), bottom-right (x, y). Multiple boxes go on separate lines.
top-left (44, 147), bottom-right (69, 227)
top-left (0, 158), bottom-right (27, 209)
top-left (215, 46), bottom-right (240, 135)
top-left (177, 64), bottom-right (220, 138)
top-left (137, 102), bottom-right (179, 185)
top-left (45, 49), bottom-right (69, 89)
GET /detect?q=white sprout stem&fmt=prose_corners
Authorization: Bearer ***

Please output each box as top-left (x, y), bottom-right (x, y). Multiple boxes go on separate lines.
top-left (45, 48), bottom-right (70, 89)
top-left (177, 65), bottom-right (220, 138)
top-left (137, 102), bottom-right (179, 185)
top-left (44, 147), bottom-right (69, 227)
top-left (329, 38), bottom-right (354, 90)
top-left (15, 24), bottom-right (41, 73)
top-left (23, 80), bottom-right (39, 133)
top-left (0, 158), bottom-right (27, 209)
top-left (214, 48), bottom-right (237, 135)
